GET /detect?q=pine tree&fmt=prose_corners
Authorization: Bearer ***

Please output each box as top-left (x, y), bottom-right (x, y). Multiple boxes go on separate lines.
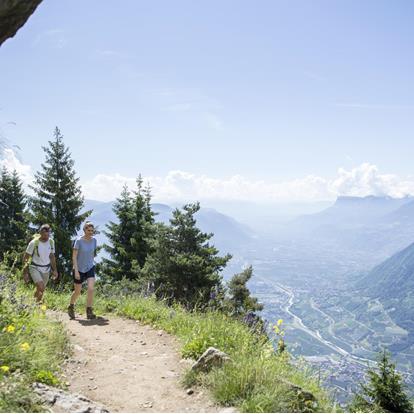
top-left (30, 127), bottom-right (90, 279)
top-left (143, 202), bottom-right (231, 308)
top-left (100, 177), bottom-right (156, 281)
top-left (0, 168), bottom-right (28, 261)
top-left (349, 350), bottom-right (413, 413)
top-left (100, 185), bottom-right (135, 281)
top-left (226, 266), bottom-right (263, 317)
top-left (130, 176), bottom-right (156, 274)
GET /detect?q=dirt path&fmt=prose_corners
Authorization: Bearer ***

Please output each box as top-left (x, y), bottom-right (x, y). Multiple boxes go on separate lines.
top-left (52, 311), bottom-right (226, 413)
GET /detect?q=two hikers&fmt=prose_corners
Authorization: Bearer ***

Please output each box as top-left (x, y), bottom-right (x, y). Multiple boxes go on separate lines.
top-left (23, 224), bottom-right (58, 302)
top-left (23, 222), bottom-right (97, 320)
top-left (68, 221), bottom-right (97, 320)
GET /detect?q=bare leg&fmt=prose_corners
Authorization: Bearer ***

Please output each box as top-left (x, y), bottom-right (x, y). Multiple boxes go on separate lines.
top-left (34, 281), bottom-right (45, 302)
top-left (86, 278), bottom-right (95, 308)
top-left (70, 284), bottom-right (82, 305)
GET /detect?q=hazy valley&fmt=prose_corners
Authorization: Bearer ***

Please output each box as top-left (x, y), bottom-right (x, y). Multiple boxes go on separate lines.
top-left (82, 195), bottom-right (414, 404)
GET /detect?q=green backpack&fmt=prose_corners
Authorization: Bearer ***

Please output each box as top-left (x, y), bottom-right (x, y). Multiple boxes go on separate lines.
top-left (32, 235), bottom-right (55, 257)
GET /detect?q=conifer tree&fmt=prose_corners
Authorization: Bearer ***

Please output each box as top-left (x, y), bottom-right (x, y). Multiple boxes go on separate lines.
top-left (100, 185), bottom-right (135, 281)
top-left (130, 176), bottom-right (156, 273)
top-left (0, 168), bottom-right (28, 261)
top-left (349, 350), bottom-right (413, 413)
top-left (226, 266), bottom-right (263, 317)
top-left (101, 177), bottom-right (156, 281)
top-left (143, 202), bottom-right (231, 308)
top-left (30, 127), bottom-right (90, 278)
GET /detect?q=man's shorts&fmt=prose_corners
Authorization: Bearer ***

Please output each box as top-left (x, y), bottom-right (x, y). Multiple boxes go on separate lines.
top-left (29, 265), bottom-right (50, 286)
top-left (73, 266), bottom-right (95, 285)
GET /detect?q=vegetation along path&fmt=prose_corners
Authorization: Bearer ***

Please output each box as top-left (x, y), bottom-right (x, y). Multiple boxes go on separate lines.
top-left (53, 311), bottom-right (224, 413)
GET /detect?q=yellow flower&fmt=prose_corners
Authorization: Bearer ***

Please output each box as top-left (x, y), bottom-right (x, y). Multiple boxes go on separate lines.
top-left (6, 325), bottom-right (15, 333)
top-left (40, 305), bottom-right (47, 311)
top-left (1, 366), bottom-right (10, 373)
top-left (277, 319), bottom-right (283, 326)
top-left (20, 342), bottom-right (30, 352)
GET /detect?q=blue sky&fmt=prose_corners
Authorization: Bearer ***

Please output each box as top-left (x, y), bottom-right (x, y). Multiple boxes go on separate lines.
top-left (1, 0), bottom-right (414, 202)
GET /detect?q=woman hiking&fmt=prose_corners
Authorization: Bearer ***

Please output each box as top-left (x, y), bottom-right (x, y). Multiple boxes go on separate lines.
top-left (68, 221), bottom-right (97, 320)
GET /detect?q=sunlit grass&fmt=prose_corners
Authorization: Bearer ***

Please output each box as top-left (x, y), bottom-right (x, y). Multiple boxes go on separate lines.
top-left (45, 280), bottom-right (338, 412)
top-left (0, 268), bottom-right (69, 412)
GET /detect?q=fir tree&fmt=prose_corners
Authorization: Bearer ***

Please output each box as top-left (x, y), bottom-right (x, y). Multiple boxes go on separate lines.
top-left (101, 177), bottom-right (156, 281)
top-left (100, 185), bottom-right (135, 281)
top-left (130, 176), bottom-right (156, 274)
top-left (30, 127), bottom-right (90, 278)
top-left (226, 266), bottom-right (263, 317)
top-left (0, 168), bottom-right (28, 261)
top-left (143, 202), bottom-right (231, 308)
top-left (349, 350), bottom-right (413, 413)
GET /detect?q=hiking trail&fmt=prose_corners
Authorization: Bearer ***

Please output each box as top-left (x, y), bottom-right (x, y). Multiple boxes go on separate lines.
top-left (52, 311), bottom-right (229, 413)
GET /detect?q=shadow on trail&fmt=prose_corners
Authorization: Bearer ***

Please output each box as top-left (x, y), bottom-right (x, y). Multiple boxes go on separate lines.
top-left (77, 317), bottom-right (110, 327)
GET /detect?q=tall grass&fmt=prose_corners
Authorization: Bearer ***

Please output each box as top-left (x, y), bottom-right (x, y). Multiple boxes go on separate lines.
top-left (0, 267), bottom-right (69, 412)
top-left (45, 280), bottom-right (338, 413)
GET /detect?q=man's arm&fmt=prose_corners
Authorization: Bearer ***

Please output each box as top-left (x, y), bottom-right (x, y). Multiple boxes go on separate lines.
top-left (22, 252), bottom-right (31, 283)
top-left (49, 253), bottom-right (58, 280)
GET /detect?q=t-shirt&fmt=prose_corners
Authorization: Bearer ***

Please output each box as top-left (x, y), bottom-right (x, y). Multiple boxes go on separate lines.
top-left (73, 237), bottom-right (97, 273)
top-left (26, 239), bottom-right (55, 268)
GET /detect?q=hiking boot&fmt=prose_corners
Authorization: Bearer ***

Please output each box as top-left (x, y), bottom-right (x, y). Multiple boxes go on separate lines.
top-left (68, 304), bottom-right (75, 320)
top-left (86, 307), bottom-right (96, 320)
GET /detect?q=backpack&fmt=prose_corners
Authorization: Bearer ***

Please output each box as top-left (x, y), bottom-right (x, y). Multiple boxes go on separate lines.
top-left (31, 234), bottom-right (55, 257)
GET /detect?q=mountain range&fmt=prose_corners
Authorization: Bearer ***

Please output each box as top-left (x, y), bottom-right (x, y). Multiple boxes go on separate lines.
top-left (289, 195), bottom-right (414, 260)
top-left (82, 199), bottom-right (256, 257)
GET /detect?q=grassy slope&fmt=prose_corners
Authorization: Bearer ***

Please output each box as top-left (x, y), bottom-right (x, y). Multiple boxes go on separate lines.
top-left (45, 282), bottom-right (338, 413)
top-left (0, 269), bottom-right (69, 412)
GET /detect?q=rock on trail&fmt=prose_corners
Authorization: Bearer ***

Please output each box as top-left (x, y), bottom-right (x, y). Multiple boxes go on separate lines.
top-left (51, 311), bottom-right (225, 413)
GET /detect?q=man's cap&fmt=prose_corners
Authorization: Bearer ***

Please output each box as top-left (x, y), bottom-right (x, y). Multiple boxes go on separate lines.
top-left (39, 224), bottom-right (51, 232)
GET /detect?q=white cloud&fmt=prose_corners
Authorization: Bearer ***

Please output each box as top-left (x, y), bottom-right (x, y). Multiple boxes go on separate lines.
top-left (81, 173), bottom-right (136, 201)
top-left (2, 152), bottom-right (412, 204)
top-left (330, 163), bottom-right (414, 198)
top-left (32, 29), bottom-right (67, 49)
top-left (81, 163), bottom-right (414, 203)
top-left (0, 148), bottom-right (33, 187)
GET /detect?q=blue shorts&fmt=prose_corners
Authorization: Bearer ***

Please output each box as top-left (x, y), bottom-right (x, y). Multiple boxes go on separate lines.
top-left (73, 266), bottom-right (95, 284)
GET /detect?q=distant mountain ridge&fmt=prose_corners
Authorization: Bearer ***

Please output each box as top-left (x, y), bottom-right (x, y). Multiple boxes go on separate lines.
top-left (82, 199), bottom-right (255, 255)
top-left (294, 195), bottom-right (413, 229)
top-left (290, 195), bottom-right (414, 259)
top-left (359, 242), bottom-right (414, 332)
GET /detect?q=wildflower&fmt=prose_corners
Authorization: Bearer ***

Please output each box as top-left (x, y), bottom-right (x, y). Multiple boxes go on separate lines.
top-left (5, 325), bottom-right (15, 333)
top-left (40, 305), bottom-right (47, 311)
top-left (0, 366), bottom-right (10, 373)
top-left (20, 342), bottom-right (30, 352)
top-left (277, 319), bottom-right (283, 326)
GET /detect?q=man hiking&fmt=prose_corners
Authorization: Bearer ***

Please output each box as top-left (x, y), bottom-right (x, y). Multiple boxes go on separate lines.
top-left (23, 224), bottom-right (58, 302)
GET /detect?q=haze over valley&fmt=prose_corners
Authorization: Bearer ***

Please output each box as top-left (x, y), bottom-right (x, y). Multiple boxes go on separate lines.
top-left (83, 195), bottom-right (414, 403)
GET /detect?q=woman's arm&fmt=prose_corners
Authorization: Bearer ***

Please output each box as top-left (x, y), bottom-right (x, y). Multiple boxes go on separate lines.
top-left (73, 248), bottom-right (80, 280)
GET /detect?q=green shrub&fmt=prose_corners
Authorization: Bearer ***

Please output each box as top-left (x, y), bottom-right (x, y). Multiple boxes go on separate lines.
top-left (35, 370), bottom-right (60, 386)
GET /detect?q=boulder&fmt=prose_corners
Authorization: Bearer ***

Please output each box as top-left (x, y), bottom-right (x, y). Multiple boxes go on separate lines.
top-left (191, 347), bottom-right (231, 373)
top-left (278, 379), bottom-right (317, 411)
top-left (32, 382), bottom-right (109, 413)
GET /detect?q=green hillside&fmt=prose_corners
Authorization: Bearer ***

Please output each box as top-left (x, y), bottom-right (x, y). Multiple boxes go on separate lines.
top-left (359, 242), bottom-right (414, 331)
